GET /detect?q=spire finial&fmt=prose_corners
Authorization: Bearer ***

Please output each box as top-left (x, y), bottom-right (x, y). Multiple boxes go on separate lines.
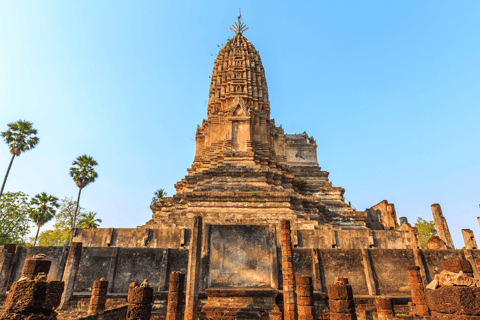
top-left (230, 9), bottom-right (249, 35)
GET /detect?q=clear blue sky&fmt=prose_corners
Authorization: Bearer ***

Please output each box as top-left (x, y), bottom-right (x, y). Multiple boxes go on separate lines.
top-left (1, 1), bottom-right (479, 247)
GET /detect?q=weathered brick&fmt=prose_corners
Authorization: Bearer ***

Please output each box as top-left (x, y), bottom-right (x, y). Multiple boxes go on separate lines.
top-left (327, 284), bottom-right (353, 300)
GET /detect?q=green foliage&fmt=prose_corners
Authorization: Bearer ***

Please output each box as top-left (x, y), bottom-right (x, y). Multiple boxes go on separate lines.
top-left (69, 155), bottom-right (99, 188)
top-left (415, 217), bottom-right (437, 249)
top-left (251, 192), bottom-right (256, 196)
top-left (28, 192), bottom-right (60, 246)
top-left (0, 191), bottom-right (32, 245)
top-left (77, 211), bottom-right (102, 229)
top-left (1, 120), bottom-right (39, 154)
top-left (35, 197), bottom-right (86, 246)
top-left (28, 193), bottom-right (59, 227)
top-left (300, 179), bottom-right (306, 184)
top-left (151, 189), bottom-right (167, 204)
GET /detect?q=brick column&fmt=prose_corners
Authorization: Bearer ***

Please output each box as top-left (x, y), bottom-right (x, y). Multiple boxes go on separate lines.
top-left (21, 257), bottom-right (51, 280)
top-left (327, 277), bottom-right (356, 320)
top-left (167, 272), bottom-right (185, 320)
top-left (374, 297), bottom-right (393, 320)
top-left (88, 278), bottom-right (108, 315)
top-left (281, 219), bottom-right (296, 320)
top-left (1, 274), bottom-right (64, 319)
top-left (407, 266), bottom-right (429, 316)
top-left (296, 276), bottom-right (315, 320)
top-left (127, 281), bottom-right (154, 320)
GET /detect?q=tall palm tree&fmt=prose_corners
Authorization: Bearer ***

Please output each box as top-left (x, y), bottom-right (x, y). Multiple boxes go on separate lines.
top-left (151, 189), bottom-right (167, 204)
top-left (28, 192), bottom-right (59, 246)
top-left (69, 155), bottom-right (98, 245)
top-left (0, 120), bottom-right (39, 201)
top-left (77, 211), bottom-right (102, 229)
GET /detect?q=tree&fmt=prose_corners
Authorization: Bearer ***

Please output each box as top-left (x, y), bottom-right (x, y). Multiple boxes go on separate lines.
top-left (77, 211), bottom-right (102, 229)
top-left (28, 192), bottom-right (59, 246)
top-left (152, 189), bottom-right (167, 204)
top-left (415, 217), bottom-right (437, 249)
top-left (69, 155), bottom-right (98, 245)
top-left (0, 120), bottom-right (39, 202)
top-left (35, 197), bottom-right (86, 246)
top-left (0, 191), bottom-right (32, 245)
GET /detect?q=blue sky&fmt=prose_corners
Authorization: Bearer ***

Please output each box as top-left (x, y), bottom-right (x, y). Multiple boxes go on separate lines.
top-left (0, 1), bottom-right (479, 247)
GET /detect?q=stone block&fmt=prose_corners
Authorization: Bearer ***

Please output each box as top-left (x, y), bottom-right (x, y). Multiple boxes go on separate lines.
top-left (442, 260), bottom-right (473, 273)
top-left (43, 281), bottom-right (64, 311)
top-left (298, 316), bottom-right (316, 320)
top-left (90, 295), bottom-right (107, 305)
top-left (21, 260), bottom-right (51, 280)
top-left (297, 296), bottom-right (314, 306)
top-left (416, 304), bottom-right (429, 316)
top-left (375, 297), bottom-right (392, 311)
top-left (409, 275), bottom-right (423, 284)
top-left (296, 276), bottom-right (312, 285)
top-left (168, 281), bottom-right (184, 293)
top-left (166, 303), bottom-right (183, 314)
top-left (297, 305), bottom-right (315, 316)
top-left (297, 287), bottom-right (313, 297)
top-left (281, 229), bottom-right (291, 236)
top-left (169, 271), bottom-right (185, 283)
top-left (168, 292), bottom-right (184, 302)
top-left (88, 304), bottom-right (106, 315)
top-left (327, 284), bottom-right (353, 300)
top-left (409, 281), bottom-right (425, 291)
top-left (329, 300), bottom-right (354, 313)
top-left (330, 313), bottom-right (357, 320)
top-left (92, 279), bottom-right (108, 289)
top-left (166, 313), bottom-right (184, 320)
top-left (127, 304), bottom-right (152, 320)
top-left (91, 287), bottom-right (108, 296)
top-left (128, 285), bottom-right (154, 305)
top-left (4, 280), bottom-right (47, 314)
top-left (431, 311), bottom-right (480, 319)
top-left (425, 286), bottom-right (480, 315)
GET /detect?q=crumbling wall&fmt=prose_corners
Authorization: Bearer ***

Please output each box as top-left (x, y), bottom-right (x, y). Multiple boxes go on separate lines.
top-left (72, 228), bottom-right (187, 248)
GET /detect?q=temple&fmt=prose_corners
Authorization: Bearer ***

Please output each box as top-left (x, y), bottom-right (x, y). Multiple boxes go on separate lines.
top-left (1, 12), bottom-right (479, 320)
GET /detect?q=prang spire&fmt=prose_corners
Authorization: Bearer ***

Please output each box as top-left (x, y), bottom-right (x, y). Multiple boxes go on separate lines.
top-left (230, 9), bottom-right (249, 35)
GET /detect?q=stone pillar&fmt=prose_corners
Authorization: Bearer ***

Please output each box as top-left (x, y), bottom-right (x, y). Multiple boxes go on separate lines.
top-left (21, 257), bottom-right (51, 280)
top-left (296, 276), bottom-right (315, 320)
top-left (431, 204), bottom-right (455, 249)
top-left (127, 281), bottom-right (154, 320)
top-left (407, 266), bottom-right (429, 316)
top-left (88, 278), bottom-right (108, 315)
top-left (374, 297), bottom-right (394, 320)
top-left (167, 272), bottom-right (185, 320)
top-left (0, 245), bottom-right (15, 295)
top-left (427, 236), bottom-right (447, 249)
top-left (184, 216), bottom-right (202, 320)
top-left (327, 277), bottom-right (356, 320)
top-left (281, 219), bottom-right (296, 320)
top-left (462, 229), bottom-right (478, 250)
top-left (59, 242), bottom-right (82, 309)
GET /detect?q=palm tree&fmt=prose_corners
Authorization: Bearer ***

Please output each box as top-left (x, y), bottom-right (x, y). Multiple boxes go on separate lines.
top-left (77, 211), bottom-right (102, 229)
top-left (28, 192), bottom-right (59, 246)
top-left (151, 189), bottom-right (167, 204)
top-left (0, 120), bottom-right (39, 201)
top-left (69, 155), bottom-right (98, 245)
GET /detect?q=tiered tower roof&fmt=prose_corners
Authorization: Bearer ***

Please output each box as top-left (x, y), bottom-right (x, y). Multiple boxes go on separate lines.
top-left (207, 13), bottom-right (270, 117)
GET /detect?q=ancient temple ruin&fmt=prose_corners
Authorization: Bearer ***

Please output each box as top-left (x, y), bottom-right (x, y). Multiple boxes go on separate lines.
top-left (1, 13), bottom-right (480, 320)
